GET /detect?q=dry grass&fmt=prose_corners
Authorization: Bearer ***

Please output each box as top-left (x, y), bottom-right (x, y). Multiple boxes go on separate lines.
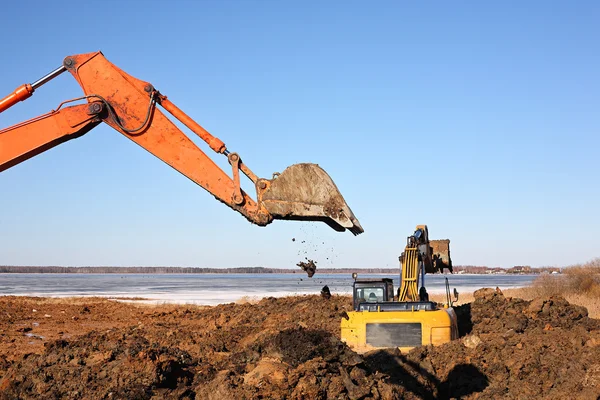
top-left (530, 258), bottom-right (600, 295)
top-left (502, 258), bottom-right (600, 318)
top-left (429, 292), bottom-right (475, 305)
top-left (502, 287), bottom-right (600, 319)
top-left (559, 293), bottom-right (600, 319)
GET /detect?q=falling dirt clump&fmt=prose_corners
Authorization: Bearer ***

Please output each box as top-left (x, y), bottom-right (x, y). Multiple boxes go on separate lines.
top-left (321, 285), bottom-right (332, 299)
top-left (296, 259), bottom-right (317, 277)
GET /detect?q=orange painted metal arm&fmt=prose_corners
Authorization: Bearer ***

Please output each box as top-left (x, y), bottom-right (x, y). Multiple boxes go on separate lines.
top-left (0, 51), bottom-right (364, 234)
top-left (63, 51), bottom-right (271, 225)
top-left (160, 98), bottom-right (226, 154)
top-left (0, 103), bottom-right (101, 173)
top-left (159, 97), bottom-right (258, 183)
top-left (0, 84), bottom-right (34, 113)
top-left (0, 51), bottom-right (272, 226)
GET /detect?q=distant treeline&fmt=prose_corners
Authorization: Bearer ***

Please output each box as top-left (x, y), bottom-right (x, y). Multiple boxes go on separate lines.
top-left (0, 266), bottom-right (398, 274)
top-left (455, 265), bottom-right (561, 274)
top-left (0, 265), bottom-right (560, 274)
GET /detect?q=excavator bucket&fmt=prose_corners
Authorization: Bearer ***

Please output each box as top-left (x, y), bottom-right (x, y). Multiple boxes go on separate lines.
top-left (430, 239), bottom-right (452, 273)
top-left (261, 163), bottom-right (364, 235)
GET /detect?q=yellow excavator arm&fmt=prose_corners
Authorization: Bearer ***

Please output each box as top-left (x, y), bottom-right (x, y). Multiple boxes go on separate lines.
top-left (398, 225), bottom-right (452, 302)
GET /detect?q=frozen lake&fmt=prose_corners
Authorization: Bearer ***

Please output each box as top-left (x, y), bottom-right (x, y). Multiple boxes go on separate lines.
top-left (0, 273), bottom-right (537, 305)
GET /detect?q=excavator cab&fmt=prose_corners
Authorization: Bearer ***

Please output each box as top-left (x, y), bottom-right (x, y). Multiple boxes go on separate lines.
top-left (352, 278), bottom-right (394, 310)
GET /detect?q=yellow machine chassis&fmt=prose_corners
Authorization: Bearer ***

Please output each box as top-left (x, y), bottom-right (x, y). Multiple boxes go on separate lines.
top-left (340, 307), bottom-right (459, 353)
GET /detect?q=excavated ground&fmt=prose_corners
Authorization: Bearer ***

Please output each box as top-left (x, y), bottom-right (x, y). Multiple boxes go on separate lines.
top-left (1, 289), bottom-right (600, 399)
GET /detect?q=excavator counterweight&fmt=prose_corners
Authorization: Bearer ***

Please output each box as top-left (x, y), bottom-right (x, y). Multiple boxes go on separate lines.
top-left (0, 51), bottom-right (363, 235)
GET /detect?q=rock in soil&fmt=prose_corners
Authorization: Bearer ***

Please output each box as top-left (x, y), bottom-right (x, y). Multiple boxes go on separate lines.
top-left (321, 285), bottom-right (332, 299)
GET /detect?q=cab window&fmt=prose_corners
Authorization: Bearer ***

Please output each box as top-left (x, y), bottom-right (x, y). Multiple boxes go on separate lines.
top-left (356, 287), bottom-right (384, 303)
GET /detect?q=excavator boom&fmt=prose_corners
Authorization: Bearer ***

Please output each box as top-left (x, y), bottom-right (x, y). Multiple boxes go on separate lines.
top-left (0, 51), bottom-right (363, 234)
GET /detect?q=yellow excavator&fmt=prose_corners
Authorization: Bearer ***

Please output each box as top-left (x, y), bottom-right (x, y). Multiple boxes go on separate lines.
top-left (341, 225), bottom-right (459, 353)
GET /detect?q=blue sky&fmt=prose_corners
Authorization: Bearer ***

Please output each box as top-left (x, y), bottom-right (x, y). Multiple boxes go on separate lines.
top-left (1, 1), bottom-right (598, 269)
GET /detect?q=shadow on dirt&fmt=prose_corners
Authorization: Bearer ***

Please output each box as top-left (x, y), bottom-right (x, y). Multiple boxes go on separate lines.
top-left (438, 363), bottom-right (488, 398)
top-left (364, 349), bottom-right (488, 399)
top-left (155, 359), bottom-right (195, 389)
top-left (455, 303), bottom-right (473, 337)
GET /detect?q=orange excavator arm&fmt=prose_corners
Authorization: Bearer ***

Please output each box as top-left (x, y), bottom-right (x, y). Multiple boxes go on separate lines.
top-left (0, 51), bottom-right (363, 234)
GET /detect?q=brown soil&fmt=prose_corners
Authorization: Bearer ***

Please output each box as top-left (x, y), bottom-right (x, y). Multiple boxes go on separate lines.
top-left (0, 289), bottom-right (599, 399)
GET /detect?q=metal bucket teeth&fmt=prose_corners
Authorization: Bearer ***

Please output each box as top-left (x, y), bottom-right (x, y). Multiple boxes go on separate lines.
top-left (261, 163), bottom-right (363, 235)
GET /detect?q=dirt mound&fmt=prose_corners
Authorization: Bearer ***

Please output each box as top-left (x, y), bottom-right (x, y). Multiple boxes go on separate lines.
top-left (1, 291), bottom-right (600, 399)
top-left (468, 287), bottom-right (599, 334)
top-left (0, 329), bottom-right (195, 399)
top-left (0, 296), bottom-right (409, 399)
top-left (383, 288), bottom-right (600, 398)
top-left (195, 327), bottom-right (406, 400)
